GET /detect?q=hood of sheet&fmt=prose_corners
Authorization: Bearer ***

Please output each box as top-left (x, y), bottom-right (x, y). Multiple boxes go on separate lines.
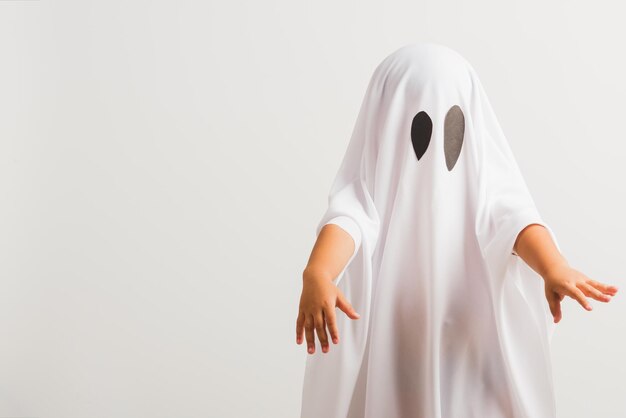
top-left (301, 42), bottom-right (561, 418)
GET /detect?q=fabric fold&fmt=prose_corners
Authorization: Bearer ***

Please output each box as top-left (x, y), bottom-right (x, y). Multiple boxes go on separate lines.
top-left (302, 66), bottom-right (382, 418)
top-left (471, 68), bottom-right (562, 417)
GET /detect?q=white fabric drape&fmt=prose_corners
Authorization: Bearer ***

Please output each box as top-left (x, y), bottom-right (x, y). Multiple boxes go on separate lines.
top-left (301, 41), bottom-right (561, 418)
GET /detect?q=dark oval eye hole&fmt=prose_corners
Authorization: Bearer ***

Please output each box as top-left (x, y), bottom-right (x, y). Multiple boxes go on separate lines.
top-left (410, 111), bottom-right (432, 161)
top-left (444, 105), bottom-right (465, 171)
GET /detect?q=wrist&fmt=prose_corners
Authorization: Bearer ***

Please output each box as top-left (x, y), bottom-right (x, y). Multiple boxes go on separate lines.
top-left (302, 267), bottom-right (335, 283)
top-left (540, 257), bottom-right (570, 281)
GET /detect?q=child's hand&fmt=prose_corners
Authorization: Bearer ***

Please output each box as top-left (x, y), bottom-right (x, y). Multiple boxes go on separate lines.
top-left (542, 264), bottom-right (619, 323)
top-left (296, 274), bottom-right (360, 354)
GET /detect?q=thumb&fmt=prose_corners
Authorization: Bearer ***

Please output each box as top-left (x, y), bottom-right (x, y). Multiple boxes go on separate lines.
top-left (336, 290), bottom-right (360, 320)
top-left (547, 290), bottom-right (563, 323)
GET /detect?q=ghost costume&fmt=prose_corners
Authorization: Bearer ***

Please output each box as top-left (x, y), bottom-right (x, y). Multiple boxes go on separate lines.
top-left (300, 42), bottom-right (562, 418)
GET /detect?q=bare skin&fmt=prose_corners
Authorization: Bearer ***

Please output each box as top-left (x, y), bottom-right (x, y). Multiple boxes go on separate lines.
top-left (296, 223), bottom-right (619, 355)
top-left (297, 224), bottom-right (358, 355)
top-left (513, 223), bottom-right (619, 323)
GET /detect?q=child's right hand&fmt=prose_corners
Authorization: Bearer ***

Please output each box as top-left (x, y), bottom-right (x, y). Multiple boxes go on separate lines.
top-left (296, 274), bottom-right (361, 355)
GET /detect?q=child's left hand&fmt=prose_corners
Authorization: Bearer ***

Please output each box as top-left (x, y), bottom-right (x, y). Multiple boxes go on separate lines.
top-left (542, 264), bottom-right (619, 323)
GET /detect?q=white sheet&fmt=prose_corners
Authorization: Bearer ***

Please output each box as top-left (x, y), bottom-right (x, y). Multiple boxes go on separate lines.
top-left (301, 41), bottom-right (561, 418)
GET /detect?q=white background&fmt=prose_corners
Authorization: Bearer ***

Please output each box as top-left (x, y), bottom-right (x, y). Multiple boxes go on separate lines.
top-left (1, 1), bottom-right (624, 417)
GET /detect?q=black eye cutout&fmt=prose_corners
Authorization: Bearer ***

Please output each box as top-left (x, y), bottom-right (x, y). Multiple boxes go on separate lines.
top-left (410, 105), bottom-right (465, 171)
top-left (410, 111), bottom-right (432, 161)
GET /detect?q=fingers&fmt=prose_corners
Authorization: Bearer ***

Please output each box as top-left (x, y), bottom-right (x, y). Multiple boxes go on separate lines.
top-left (586, 279), bottom-right (619, 296)
top-left (304, 314), bottom-right (316, 354)
top-left (579, 282), bottom-right (612, 302)
top-left (553, 296), bottom-right (562, 323)
top-left (296, 310), bottom-right (305, 345)
top-left (543, 267), bottom-right (618, 323)
top-left (299, 288), bottom-right (361, 355)
top-left (300, 309), bottom-right (337, 354)
top-left (314, 312), bottom-right (330, 353)
top-left (547, 291), bottom-right (562, 323)
top-left (324, 306), bottom-right (340, 345)
top-left (567, 285), bottom-right (593, 311)
top-left (336, 291), bottom-right (361, 319)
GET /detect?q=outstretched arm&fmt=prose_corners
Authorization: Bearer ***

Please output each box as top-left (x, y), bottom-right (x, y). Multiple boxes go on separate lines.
top-left (513, 223), bottom-right (619, 323)
top-left (303, 224), bottom-right (355, 283)
top-left (296, 224), bottom-right (361, 355)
